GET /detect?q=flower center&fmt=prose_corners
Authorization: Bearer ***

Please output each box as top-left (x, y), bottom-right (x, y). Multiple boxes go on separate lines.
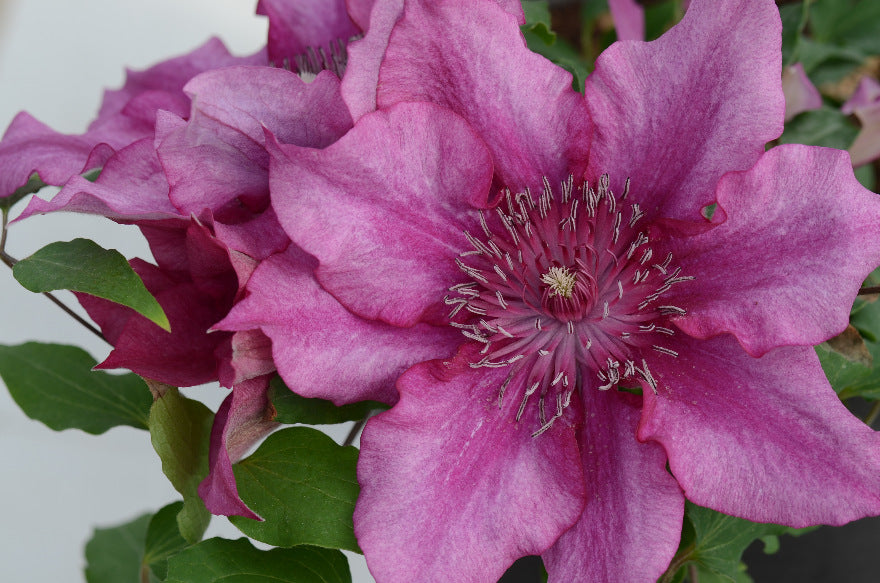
top-left (273, 35), bottom-right (362, 80)
top-left (447, 175), bottom-right (693, 436)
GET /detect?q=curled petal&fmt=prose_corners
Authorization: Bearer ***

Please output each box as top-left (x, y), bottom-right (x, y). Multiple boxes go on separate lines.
top-left (666, 145), bottom-right (880, 356)
top-left (198, 375), bottom-right (278, 519)
top-left (217, 246), bottom-right (460, 405)
top-left (640, 334), bottom-right (880, 527)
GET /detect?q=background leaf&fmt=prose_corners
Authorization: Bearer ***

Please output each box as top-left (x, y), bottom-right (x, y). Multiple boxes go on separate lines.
top-left (269, 376), bottom-right (385, 425)
top-left (143, 501), bottom-right (190, 580)
top-left (84, 512), bottom-right (152, 583)
top-left (149, 387), bottom-right (213, 544)
top-left (230, 427), bottom-right (360, 551)
top-left (164, 538), bottom-right (351, 583)
top-left (0, 342), bottom-right (152, 433)
top-left (12, 238), bottom-right (170, 331)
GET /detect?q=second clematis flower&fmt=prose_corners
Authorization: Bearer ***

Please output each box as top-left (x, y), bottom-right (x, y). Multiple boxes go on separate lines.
top-left (231, 0), bottom-right (880, 580)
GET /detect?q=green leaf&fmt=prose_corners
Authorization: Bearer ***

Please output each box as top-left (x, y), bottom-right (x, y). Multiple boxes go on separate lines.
top-left (811, 0), bottom-right (880, 55)
top-left (817, 342), bottom-right (872, 394)
top-left (12, 238), bottom-right (170, 331)
top-left (521, 0), bottom-right (556, 45)
top-left (780, 3), bottom-right (804, 67)
top-left (798, 38), bottom-right (867, 86)
top-left (269, 376), bottom-right (386, 425)
top-left (670, 503), bottom-right (815, 582)
top-left (143, 501), bottom-right (190, 580)
top-left (230, 427), bottom-right (360, 551)
top-left (84, 512), bottom-right (152, 583)
top-left (0, 342), bottom-right (152, 433)
top-left (779, 107), bottom-right (858, 150)
top-left (1, 172), bottom-right (46, 211)
top-left (149, 387), bottom-right (213, 544)
top-left (165, 538), bottom-right (351, 583)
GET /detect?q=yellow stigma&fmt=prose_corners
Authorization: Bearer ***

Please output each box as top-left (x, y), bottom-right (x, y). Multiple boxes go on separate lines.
top-left (541, 266), bottom-right (577, 298)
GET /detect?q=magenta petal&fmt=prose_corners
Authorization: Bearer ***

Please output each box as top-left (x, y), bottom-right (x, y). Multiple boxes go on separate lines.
top-left (340, 0), bottom-right (403, 122)
top-left (849, 104), bottom-right (880, 168)
top-left (782, 63), bottom-right (822, 121)
top-left (269, 102), bottom-right (493, 328)
top-left (18, 138), bottom-right (181, 222)
top-left (160, 68), bottom-right (352, 217)
top-left (216, 330), bottom-right (276, 388)
top-left (667, 145), bottom-right (880, 356)
top-left (199, 375), bottom-right (278, 519)
top-left (585, 0), bottom-right (783, 221)
top-left (640, 334), bottom-right (880, 526)
top-left (0, 113), bottom-right (111, 198)
top-left (346, 0), bottom-right (376, 30)
top-left (376, 0), bottom-right (590, 191)
top-left (608, 0), bottom-right (645, 41)
top-left (256, 0), bottom-right (359, 66)
top-left (217, 247), bottom-right (460, 405)
top-left (355, 353), bottom-right (585, 582)
top-left (543, 390), bottom-right (683, 583)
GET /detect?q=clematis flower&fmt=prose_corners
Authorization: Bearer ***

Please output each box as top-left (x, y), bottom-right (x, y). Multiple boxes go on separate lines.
top-left (7, 0), bottom-right (379, 519)
top-left (258, 0), bottom-right (880, 580)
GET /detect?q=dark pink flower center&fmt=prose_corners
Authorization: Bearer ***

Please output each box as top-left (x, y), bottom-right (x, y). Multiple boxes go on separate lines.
top-left (448, 175), bottom-right (693, 436)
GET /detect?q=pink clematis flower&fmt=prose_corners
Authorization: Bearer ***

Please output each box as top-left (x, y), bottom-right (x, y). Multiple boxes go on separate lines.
top-left (7, 0), bottom-right (375, 519)
top-left (258, 0), bottom-right (880, 580)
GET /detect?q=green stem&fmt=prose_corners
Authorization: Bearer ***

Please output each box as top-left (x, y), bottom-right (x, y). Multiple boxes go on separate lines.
top-left (688, 562), bottom-right (699, 583)
top-left (1, 209), bottom-right (106, 342)
top-left (660, 543), bottom-right (697, 583)
top-left (786, 0), bottom-right (813, 67)
top-left (865, 400), bottom-right (880, 427)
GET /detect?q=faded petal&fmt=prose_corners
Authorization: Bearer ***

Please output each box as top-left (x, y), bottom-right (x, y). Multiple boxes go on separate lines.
top-left (268, 102), bottom-right (493, 328)
top-left (849, 103), bottom-right (880, 168)
top-left (217, 247), bottom-right (460, 405)
top-left (782, 63), bottom-right (822, 121)
top-left (377, 0), bottom-right (590, 191)
top-left (256, 0), bottom-right (359, 66)
top-left (608, 0), bottom-right (645, 41)
top-left (585, 0), bottom-right (783, 221)
top-left (355, 352), bottom-right (584, 583)
top-left (666, 145), bottom-right (880, 356)
top-left (640, 334), bottom-right (880, 526)
top-left (198, 375), bottom-right (278, 519)
top-left (842, 76), bottom-right (880, 115)
top-left (543, 390), bottom-right (684, 583)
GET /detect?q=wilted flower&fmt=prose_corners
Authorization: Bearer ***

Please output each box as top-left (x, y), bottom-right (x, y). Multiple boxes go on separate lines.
top-left (782, 63), bottom-right (823, 121)
top-left (249, 0), bottom-right (880, 580)
top-left (843, 76), bottom-right (880, 167)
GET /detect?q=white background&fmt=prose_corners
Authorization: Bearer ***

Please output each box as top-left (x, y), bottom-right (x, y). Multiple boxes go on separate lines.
top-left (0, 1), bottom-right (373, 580)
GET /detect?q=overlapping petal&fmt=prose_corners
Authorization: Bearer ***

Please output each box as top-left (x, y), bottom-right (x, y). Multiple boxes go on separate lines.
top-left (608, 0), bottom-right (645, 41)
top-left (268, 102), bottom-right (493, 328)
top-left (640, 333), bottom-right (880, 526)
top-left (664, 145), bottom-right (880, 356)
top-left (256, 0), bottom-right (359, 66)
top-left (585, 0), bottom-right (784, 222)
top-left (543, 390), bottom-right (684, 583)
top-left (217, 246), bottom-right (460, 405)
top-left (159, 68), bottom-right (352, 217)
top-left (376, 0), bottom-right (590, 191)
top-left (355, 350), bottom-right (585, 583)
top-left (198, 375), bottom-right (278, 519)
